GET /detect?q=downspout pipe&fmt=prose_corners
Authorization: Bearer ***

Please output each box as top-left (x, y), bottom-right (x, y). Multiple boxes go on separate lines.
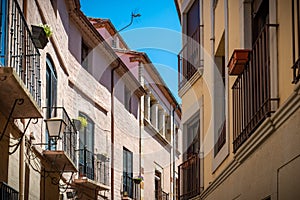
top-left (172, 104), bottom-right (179, 200)
top-left (111, 61), bottom-right (121, 200)
top-left (210, 0), bottom-right (215, 149)
top-left (19, 120), bottom-right (25, 200)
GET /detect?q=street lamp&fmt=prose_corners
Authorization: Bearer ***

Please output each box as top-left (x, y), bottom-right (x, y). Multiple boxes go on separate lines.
top-left (45, 117), bottom-right (66, 139)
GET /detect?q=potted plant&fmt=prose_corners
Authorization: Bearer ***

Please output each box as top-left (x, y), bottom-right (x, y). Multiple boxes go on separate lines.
top-left (97, 153), bottom-right (109, 162)
top-left (228, 49), bottom-right (251, 75)
top-left (133, 175), bottom-right (143, 184)
top-left (31, 24), bottom-right (53, 49)
top-left (73, 116), bottom-right (88, 131)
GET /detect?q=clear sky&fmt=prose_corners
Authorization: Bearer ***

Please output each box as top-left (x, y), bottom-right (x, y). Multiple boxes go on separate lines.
top-left (80, 0), bottom-right (182, 102)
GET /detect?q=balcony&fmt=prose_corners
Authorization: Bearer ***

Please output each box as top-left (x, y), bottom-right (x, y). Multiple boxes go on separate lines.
top-left (42, 107), bottom-right (77, 172)
top-left (123, 174), bottom-right (133, 198)
top-left (0, 0), bottom-right (42, 119)
top-left (0, 182), bottom-right (18, 200)
top-left (292, 57), bottom-right (300, 84)
top-left (232, 25), bottom-right (278, 152)
top-left (178, 155), bottom-right (201, 200)
top-left (74, 147), bottom-right (110, 191)
top-left (178, 25), bottom-right (203, 89)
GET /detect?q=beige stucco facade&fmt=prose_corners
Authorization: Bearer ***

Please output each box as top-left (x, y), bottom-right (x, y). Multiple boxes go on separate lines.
top-left (176, 0), bottom-right (300, 199)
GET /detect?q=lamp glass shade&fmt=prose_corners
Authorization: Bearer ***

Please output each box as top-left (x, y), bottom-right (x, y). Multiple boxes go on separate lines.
top-left (45, 118), bottom-right (67, 138)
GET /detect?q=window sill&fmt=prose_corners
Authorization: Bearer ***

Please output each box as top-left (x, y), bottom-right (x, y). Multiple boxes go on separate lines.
top-left (144, 119), bottom-right (172, 149)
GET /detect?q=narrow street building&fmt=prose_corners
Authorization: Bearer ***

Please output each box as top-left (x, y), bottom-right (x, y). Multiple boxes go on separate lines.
top-left (0, 0), bottom-right (146, 199)
top-left (175, 0), bottom-right (300, 199)
top-left (90, 18), bottom-right (182, 200)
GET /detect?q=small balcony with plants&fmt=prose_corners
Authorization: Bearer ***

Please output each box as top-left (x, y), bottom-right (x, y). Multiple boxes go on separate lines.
top-left (42, 107), bottom-right (78, 173)
top-left (231, 25), bottom-right (279, 152)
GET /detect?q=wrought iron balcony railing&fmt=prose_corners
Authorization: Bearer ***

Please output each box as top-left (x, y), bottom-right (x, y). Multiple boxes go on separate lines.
top-left (0, 0), bottom-right (41, 106)
top-left (155, 190), bottom-right (169, 200)
top-left (292, 57), bottom-right (300, 84)
top-left (178, 25), bottom-right (203, 89)
top-left (43, 107), bottom-right (78, 171)
top-left (178, 155), bottom-right (201, 200)
top-left (161, 191), bottom-right (169, 200)
top-left (232, 25), bottom-right (278, 152)
top-left (78, 146), bottom-right (109, 186)
top-left (123, 173), bottom-right (133, 198)
top-left (0, 182), bottom-right (19, 200)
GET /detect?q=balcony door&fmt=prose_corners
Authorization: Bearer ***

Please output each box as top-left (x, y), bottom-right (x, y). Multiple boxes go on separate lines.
top-left (78, 113), bottom-right (94, 179)
top-left (186, 0), bottom-right (200, 78)
top-left (123, 147), bottom-right (133, 198)
top-left (46, 56), bottom-right (57, 149)
top-left (186, 117), bottom-right (200, 159)
top-left (155, 170), bottom-right (162, 200)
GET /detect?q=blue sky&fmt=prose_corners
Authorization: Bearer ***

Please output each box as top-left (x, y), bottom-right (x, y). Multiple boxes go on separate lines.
top-left (80, 0), bottom-right (181, 102)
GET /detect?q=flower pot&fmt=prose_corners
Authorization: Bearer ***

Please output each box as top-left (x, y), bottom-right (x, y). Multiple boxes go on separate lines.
top-left (133, 178), bottom-right (142, 184)
top-left (97, 153), bottom-right (109, 162)
top-left (228, 49), bottom-right (251, 75)
top-left (72, 119), bottom-right (82, 131)
top-left (31, 25), bottom-right (49, 49)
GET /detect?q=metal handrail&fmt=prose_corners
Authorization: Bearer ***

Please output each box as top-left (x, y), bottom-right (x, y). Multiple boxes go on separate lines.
top-left (178, 25), bottom-right (203, 89)
top-left (232, 25), bottom-right (278, 152)
top-left (0, 182), bottom-right (19, 200)
top-left (78, 146), bottom-right (109, 185)
top-left (0, 0), bottom-right (41, 105)
top-left (178, 155), bottom-right (201, 200)
top-left (43, 107), bottom-right (78, 166)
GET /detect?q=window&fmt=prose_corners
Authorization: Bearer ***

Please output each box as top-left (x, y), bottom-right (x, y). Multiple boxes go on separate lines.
top-left (123, 147), bottom-right (133, 198)
top-left (175, 127), bottom-right (179, 151)
top-left (46, 56), bottom-right (57, 149)
top-left (46, 56), bottom-right (57, 117)
top-left (187, 0), bottom-right (200, 38)
top-left (292, 0), bottom-right (300, 83)
top-left (178, 0), bottom-right (202, 87)
top-left (124, 85), bottom-right (132, 112)
top-left (214, 35), bottom-right (226, 157)
top-left (155, 170), bottom-right (162, 200)
top-left (186, 117), bottom-right (200, 159)
top-left (79, 113), bottom-right (94, 179)
top-left (175, 177), bottom-right (179, 200)
top-left (81, 40), bottom-right (90, 70)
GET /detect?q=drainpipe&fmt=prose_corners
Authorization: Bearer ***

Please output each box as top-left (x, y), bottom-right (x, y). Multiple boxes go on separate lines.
top-left (138, 61), bottom-right (143, 200)
top-left (225, 0), bottom-right (229, 150)
top-left (111, 61), bottom-right (121, 200)
top-left (210, 0), bottom-right (219, 157)
top-left (138, 61), bottom-right (142, 176)
top-left (20, 1), bottom-right (28, 198)
top-left (19, 119), bottom-right (25, 200)
top-left (172, 104), bottom-right (179, 200)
